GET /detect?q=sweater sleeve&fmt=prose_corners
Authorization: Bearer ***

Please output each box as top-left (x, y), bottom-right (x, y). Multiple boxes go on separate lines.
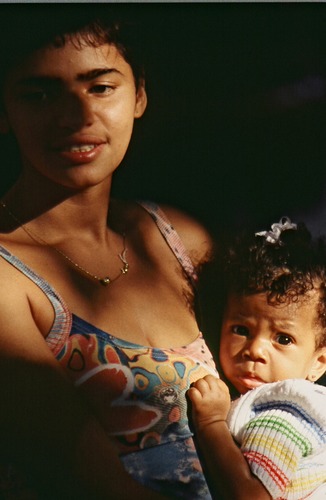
top-left (227, 380), bottom-right (326, 499)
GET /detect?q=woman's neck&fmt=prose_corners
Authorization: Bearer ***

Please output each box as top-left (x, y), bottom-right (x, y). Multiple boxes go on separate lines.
top-left (2, 172), bottom-right (114, 243)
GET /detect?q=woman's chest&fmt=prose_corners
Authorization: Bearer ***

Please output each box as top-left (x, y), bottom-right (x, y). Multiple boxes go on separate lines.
top-left (0, 229), bottom-right (200, 347)
top-left (20, 247), bottom-right (198, 347)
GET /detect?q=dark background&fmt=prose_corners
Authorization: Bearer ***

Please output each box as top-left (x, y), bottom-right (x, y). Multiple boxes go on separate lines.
top-left (2, 3), bottom-right (326, 238)
top-left (112, 2), bottom-right (326, 238)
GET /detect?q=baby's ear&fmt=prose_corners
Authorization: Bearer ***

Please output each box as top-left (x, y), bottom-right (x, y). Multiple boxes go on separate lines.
top-left (307, 347), bottom-right (326, 382)
top-left (0, 111), bottom-right (10, 134)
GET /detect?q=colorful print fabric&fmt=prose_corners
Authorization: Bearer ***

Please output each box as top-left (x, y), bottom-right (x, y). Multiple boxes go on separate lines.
top-left (58, 315), bottom-right (216, 452)
top-left (57, 315), bottom-right (216, 497)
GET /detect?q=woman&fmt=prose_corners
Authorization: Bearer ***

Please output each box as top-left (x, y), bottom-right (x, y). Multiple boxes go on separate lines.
top-left (0, 5), bottom-right (216, 499)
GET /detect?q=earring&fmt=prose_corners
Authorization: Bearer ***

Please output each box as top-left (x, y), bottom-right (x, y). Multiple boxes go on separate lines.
top-left (308, 373), bottom-right (317, 381)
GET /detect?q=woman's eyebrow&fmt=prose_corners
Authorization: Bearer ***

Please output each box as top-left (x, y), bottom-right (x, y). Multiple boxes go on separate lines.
top-left (76, 68), bottom-right (123, 81)
top-left (16, 68), bottom-right (123, 87)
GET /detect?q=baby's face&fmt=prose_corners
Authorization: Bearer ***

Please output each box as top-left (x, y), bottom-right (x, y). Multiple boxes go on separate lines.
top-left (219, 291), bottom-right (326, 394)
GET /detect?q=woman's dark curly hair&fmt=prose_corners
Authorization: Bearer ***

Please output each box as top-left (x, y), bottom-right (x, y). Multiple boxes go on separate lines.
top-left (0, 5), bottom-right (145, 97)
top-left (217, 219), bottom-right (326, 349)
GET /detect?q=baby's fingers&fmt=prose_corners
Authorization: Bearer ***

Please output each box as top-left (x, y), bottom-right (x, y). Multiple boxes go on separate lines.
top-left (187, 386), bottom-right (202, 405)
top-left (191, 375), bottom-right (219, 395)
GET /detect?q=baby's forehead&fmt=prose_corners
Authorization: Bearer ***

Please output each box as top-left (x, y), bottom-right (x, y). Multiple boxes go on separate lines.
top-left (224, 290), bottom-right (324, 345)
top-left (226, 289), bottom-right (320, 318)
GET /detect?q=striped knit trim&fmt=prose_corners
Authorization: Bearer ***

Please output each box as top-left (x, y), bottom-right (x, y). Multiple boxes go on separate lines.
top-left (243, 434), bottom-right (299, 473)
top-left (242, 412), bottom-right (326, 498)
top-left (288, 473), bottom-right (326, 497)
top-left (138, 201), bottom-right (198, 285)
top-left (244, 450), bottom-right (289, 491)
top-left (246, 415), bottom-right (313, 456)
top-left (244, 452), bottom-right (326, 498)
top-left (228, 381), bottom-right (326, 499)
top-left (0, 245), bottom-right (71, 356)
top-left (253, 401), bottom-right (325, 443)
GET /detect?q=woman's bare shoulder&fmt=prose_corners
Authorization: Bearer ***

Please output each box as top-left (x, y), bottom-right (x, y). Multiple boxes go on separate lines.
top-left (112, 199), bottom-right (213, 267)
top-left (0, 249), bottom-right (55, 346)
top-left (158, 203), bottom-right (213, 267)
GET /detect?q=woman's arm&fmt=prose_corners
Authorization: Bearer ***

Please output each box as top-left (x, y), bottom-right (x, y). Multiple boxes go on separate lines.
top-left (188, 376), bottom-right (271, 500)
top-left (0, 279), bottom-right (165, 499)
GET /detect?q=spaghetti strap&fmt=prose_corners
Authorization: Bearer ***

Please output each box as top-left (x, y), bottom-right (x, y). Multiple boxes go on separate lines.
top-left (0, 245), bottom-right (71, 355)
top-left (138, 201), bottom-right (198, 285)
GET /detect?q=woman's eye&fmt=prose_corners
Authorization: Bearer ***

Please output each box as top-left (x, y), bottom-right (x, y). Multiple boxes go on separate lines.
top-left (276, 334), bottom-right (293, 345)
top-left (231, 325), bottom-right (249, 336)
top-left (23, 90), bottom-right (49, 102)
top-left (89, 84), bottom-right (114, 95)
top-left (21, 84), bottom-right (60, 103)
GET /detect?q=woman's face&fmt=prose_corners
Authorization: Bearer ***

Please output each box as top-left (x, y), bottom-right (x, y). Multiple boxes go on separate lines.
top-left (1, 40), bottom-right (147, 190)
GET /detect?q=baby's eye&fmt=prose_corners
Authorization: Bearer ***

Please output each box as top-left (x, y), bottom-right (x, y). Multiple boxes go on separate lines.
top-left (276, 334), bottom-right (293, 345)
top-left (231, 325), bottom-right (249, 336)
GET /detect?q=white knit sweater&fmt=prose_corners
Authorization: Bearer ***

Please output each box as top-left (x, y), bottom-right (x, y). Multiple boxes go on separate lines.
top-left (227, 379), bottom-right (326, 499)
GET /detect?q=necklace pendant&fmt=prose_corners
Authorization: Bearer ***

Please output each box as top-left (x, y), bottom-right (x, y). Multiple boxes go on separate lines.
top-left (100, 277), bottom-right (111, 286)
top-left (121, 263), bottom-right (129, 274)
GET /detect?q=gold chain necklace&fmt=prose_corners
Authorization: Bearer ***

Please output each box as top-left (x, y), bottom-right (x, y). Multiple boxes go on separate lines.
top-left (0, 201), bottom-right (129, 286)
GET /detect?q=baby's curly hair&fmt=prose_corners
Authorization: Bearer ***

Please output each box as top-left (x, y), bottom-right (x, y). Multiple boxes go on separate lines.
top-left (218, 220), bottom-right (326, 349)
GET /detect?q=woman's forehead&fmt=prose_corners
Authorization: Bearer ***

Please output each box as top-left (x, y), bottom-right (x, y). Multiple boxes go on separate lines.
top-left (4, 42), bottom-right (131, 84)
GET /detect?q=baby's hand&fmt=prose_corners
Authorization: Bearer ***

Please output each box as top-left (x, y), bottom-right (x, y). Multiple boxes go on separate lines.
top-left (188, 375), bottom-right (231, 429)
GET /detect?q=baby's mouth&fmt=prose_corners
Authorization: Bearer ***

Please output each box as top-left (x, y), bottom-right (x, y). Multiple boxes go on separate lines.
top-left (238, 373), bottom-right (265, 391)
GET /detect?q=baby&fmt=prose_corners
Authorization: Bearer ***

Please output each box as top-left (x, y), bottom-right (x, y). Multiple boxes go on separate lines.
top-left (188, 218), bottom-right (326, 499)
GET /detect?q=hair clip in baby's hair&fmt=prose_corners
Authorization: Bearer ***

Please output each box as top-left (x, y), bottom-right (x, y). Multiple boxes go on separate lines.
top-left (255, 217), bottom-right (297, 245)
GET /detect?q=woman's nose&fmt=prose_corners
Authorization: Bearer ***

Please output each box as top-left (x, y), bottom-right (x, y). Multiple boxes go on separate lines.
top-left (55, 92), bottom-right (95, 130)
top-left (242, 337), bottom-right (268, 363)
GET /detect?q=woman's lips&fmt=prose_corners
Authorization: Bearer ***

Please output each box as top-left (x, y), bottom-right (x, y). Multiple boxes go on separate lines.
top-left (55, 142), bottom-right (105, 164)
